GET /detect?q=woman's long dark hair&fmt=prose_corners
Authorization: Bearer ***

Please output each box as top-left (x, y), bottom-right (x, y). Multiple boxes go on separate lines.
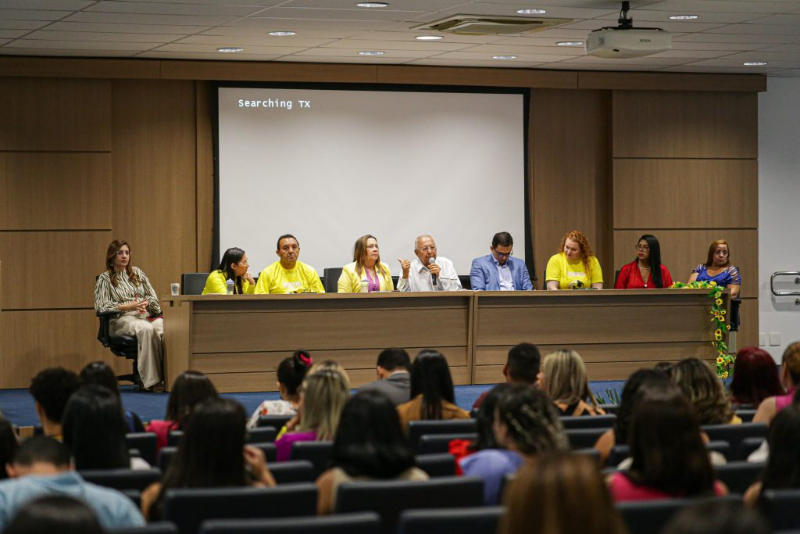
top-left (759, 403), bottom-right (800, 496)
top-left (165, 371), bottom-right (219, 426)
top-left (473, 384), bottom-right (511, 451)
top-left (636, 234), bottom-right (664, 288)
top-left (277, 350), bottom-right (313, 397)
top-left (217, 247), bottom-right (246, 294)
top-left (332, 390), bottom-right (416, 479)
top-left (152, 398), bottom-right (249, 519)
top-left (614, 369), bottom-right (669, 445)
top-left (0, 416), bottom-right (18, 480)
top-left (62, 385), bottom-right (130, 470)
top-left (628, 383), bottom-right (715, 497)
top-left (410, 350), bottom-right (456, 420)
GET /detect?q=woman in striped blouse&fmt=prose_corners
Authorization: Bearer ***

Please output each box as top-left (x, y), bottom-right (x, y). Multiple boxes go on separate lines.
top-left (94, 239), bottom-right (164, 392)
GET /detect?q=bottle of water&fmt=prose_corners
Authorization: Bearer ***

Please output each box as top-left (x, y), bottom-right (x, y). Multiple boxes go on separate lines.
top-left (226, 279), bottom-right (234, 295)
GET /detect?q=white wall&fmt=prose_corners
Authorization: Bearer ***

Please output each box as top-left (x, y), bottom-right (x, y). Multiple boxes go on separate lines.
top-left (758, 77), bottom-right (800, 362)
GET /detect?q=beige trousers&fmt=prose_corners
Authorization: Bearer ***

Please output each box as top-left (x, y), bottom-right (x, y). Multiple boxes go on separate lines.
top-left (111, 312), bottom-right (164, 389)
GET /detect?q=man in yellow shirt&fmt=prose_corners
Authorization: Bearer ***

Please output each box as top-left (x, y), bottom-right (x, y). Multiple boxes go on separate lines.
top-left (254, 234), bottom-right (325, 294)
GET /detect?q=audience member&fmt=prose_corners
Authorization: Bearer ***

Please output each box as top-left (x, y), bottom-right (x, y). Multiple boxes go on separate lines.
top-left (62, 386), bottom-right (149, 470)
top-left (594, 369), bottom-right (669, 464)
top-left (0, 437), bottom-right (144, 529)
top-left (28, 367), bottom-right (81, 439)
top-left (396, 350), bottom-right (469, 427)
top-left (662, 500), bottom-right (768, 534)
top-left (247, 350), bottom-right (313, 428)
top-left (653, 361), bottom-right (674, 376)
top-left (540, 350), bottom-right (605, 416)
top-left (316, 391), bottom-right (428, 514)
top-left (450, 384), bottom-right (512, 469)
top-left (3, 496), bottom-right (105, 534)
top-left (147, 370), bottom-right (219, 450)
top-left (672, 358), bottom-right (739, 425)
top-left (79, 361), bottom-right (145, 432)
top-left (501, 453), bottom-right (628, 534)
top-left (461, 385), bottom-right (567, 504)
top-left (744, 403), bottom-right (800, 506)
top-left (141, 398), bottom-right (275, 520)
top-left (730, 347), bottom-right (784, 408)
top-left (608, 383), bottom-right (727, 502)
top-left (471, 343), bottom-right (541, 411)
top-left (754, 341), bottom-right (800, 425)
top-left (0, 416), bottom-right (18, 480)
top-left (274, 368), bottom-right (350, 462)
top-left (358, 348), bottom-right (412, 406)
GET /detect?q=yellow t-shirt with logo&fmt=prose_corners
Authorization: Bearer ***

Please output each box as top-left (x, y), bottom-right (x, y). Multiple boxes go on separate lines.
top-left (201, 270), bottom-right (256, 295)
top-left (545, 253), bottom-right (603, 289)
top-left (254, 261), bottom-right (325, 294)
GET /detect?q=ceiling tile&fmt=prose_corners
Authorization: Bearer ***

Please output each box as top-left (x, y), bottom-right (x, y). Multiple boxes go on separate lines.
top-left (429, 50), bottom-right (571, 62)
top-left (0, 46), bottom-right (140, 56)
top-left (0, 29), bottom-right (30, 39)
top-left (45, 21), bottom-right (211, 34)
top-left (321, 38), bottom-right (473, 51)
top-left (251, 7), bottom-right (428, 22)
top-left (408, 58), bottom-right (539, 67)
top-left (225, 17), bottom-right (392, 30)
top-left (202, 26), bottom-right (358, 38)
top-left (151, 43), bottom-right (308, 54)
top-left (1, 0), bottom-right (91, 9)
top-left (64, 12), bottom-right (237, 26)
top-left (6, 39), bottom-right (155, 51)
top-left (0, 9), bottom-right (73, 21)
top-left (138, 50), bottom-right (284, 60)
top-left (291, 47), bottom-right (433, 57)
top-left (284, 0), bottom-right (469, 9)
top-left (176, 34), bottom-right (337, 47)
top-left (0, 20), bottom-right (51, 30)
top-left (84, 1), bottom-right (270, 17)
top-left (24, 30), bottom-right (185, 43)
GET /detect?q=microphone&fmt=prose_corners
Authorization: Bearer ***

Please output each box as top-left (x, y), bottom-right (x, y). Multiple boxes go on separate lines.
top-left (429, 257), bottom-right (438, 286)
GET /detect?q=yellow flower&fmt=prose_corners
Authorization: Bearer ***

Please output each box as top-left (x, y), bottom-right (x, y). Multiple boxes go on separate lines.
top-left (716, 299), bottom-right (723, 306)
top-left (709, 281), bottom-right (717, 287)
top-left (717, 356), bottom-right (724, 364)
top-left (722, 371), bottom-right (729, 379)
top-left (715, 329), bottom-right (722, 336)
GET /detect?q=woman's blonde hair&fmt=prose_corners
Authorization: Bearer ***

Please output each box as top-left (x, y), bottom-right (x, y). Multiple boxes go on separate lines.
top-left (782, 342), bottom-right (800, 385)
top-left (307, 360), bottom-right (351, 390)
top-left (353, 234), bottom-right (387, 277)
top-left (542, 350), bottom-right (598, 408)
top-left (672, 358), bottom-right (732, 425)
top-left (500, 453), bottom-right (628, 534)
top-left (297, 368), bottom-right (350, 440)
top-left (558, 230), bottom-right (595, 279)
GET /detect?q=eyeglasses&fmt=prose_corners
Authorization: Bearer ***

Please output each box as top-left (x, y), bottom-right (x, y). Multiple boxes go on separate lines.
top-left (714, 250), bottom-right (729, 256)
top-left (419, 246), bottom-right (436, 253)
top-left (494, 250), bottom-right (513, 258)
top-left (635, 245), bottom-right (650, 251)
top-left (115, 250), bottom-right (130, 256)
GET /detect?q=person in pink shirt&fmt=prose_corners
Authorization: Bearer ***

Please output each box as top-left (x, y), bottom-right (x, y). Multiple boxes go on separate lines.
top-left (609, 383), bottom-right (727, 502)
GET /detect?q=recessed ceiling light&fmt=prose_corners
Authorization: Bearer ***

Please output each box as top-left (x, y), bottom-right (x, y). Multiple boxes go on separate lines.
top-left (492, 55), bottom-right (517, 60)
top-left (743, 61), bottom-right (767, 66)
top-left (217, 47), bottom-right (243, 53)
top-left (356, 2), bottom-right (387, 7)
top-left (359, 51), bottom-right (385, 56)
top-left (416, 35), bottom-right (443, 41)
top-left (269, 31), bottom-right (296, 37)
top-left (669, 15), bottom-right (698, 20)
top-left (556, 41), bottom-right (584, 47)
top-left (517, 8), bottom-right (546, 14)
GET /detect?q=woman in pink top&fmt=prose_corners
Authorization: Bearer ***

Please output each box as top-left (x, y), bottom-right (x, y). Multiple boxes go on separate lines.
top-left (754, 342), bottom-right (800, 426)
top-left (609, 382), bottom-right (727, 502)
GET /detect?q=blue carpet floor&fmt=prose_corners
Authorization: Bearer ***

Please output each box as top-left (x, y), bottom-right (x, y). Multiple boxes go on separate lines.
top-left (0, 381), bottom-right (624, 427)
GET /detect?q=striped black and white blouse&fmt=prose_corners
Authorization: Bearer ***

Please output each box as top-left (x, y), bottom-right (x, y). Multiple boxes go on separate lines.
top-left (94, 266), bottom-right (162, 316)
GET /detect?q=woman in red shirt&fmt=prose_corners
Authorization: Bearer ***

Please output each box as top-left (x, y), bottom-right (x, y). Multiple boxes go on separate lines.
top-left (615, 234), bottom-right (674, 289)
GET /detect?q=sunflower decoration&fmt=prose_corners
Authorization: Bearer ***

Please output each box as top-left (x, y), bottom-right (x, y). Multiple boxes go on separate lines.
top-left (671, 280), bottom-right (733, 378)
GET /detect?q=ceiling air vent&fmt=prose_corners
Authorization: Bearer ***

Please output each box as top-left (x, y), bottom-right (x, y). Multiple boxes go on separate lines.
top-left (412, 15), bottom-right (572, 36)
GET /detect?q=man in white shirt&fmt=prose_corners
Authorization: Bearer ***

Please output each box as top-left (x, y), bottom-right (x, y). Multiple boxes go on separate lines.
top-left (397, 235), bottom-right (462, 292)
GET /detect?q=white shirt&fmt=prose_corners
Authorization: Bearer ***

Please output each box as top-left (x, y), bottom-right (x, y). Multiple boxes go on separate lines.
top-left (491, 255), bottom-right (514, 291)
top-left (397, 256), bottom-right (462, 292)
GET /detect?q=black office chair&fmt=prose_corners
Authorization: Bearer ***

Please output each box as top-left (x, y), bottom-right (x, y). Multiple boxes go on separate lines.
top-left (163, 484), bottom-right (318, 534)
top-left (702, 423), bottom-right (768, 460)
top-left (199, 512), bottom-right (381, 534)
top-left (617, 496), bottom-right (740, 534)
top-left (737, 437), bottom-right (765, 460)
top-left (730, 298), bottom-right (742, 332)
top-left (415, 453), bottom-right (457, 477)
top-left (115, 523), bottom-right (180, 534)
top-left (559, 414), bottom-right (617, 429)
top-left (715, 461), bottom-right (765, 494)
top-left (96, 298), bottom-right (141, 390)
top-left (79, 468), bottom-right (162, 492)
top-left (126, 432), bottom-right (158, 466)
top-left (323, 268), bottom-right (343, 293)
top-left (407, 420), bottom-right (478, 452)
top-left (417, 434), bottom-right (477, 455)
top-left (257, 415), bottom-right (292, 431)
top-left (565, 428), bottom-right (607, 450)
top-left (736, 409), bottom-right (757, 423)
top-left (290, 441), bottom-right (333, 478)
top-left (181, 273), bottom-right (209, 295)
top-left (160, 444), bottom-right (277, 473)
top-left (334, 476), bottom-right (484, 534)
top-left (458, 275), bottom-right (472, 290)
top-left (762, 489), bottom-right (800, 531)
top-left (398, 507), bottom-right (504, 534)
top-left (269, 460), bottom-right (316, 484)
top-left (599, 403), bottom-right (621, 414)
top-left (248, 427), bottom-right (277, 443)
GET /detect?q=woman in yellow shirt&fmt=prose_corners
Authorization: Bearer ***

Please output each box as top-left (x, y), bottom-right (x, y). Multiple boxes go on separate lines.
top-left (338, 234), bottom-right (394, 293)
top-left (545, 230), bottom-right (603, 290)
top-left (202, 247), bottom-right (256, 295)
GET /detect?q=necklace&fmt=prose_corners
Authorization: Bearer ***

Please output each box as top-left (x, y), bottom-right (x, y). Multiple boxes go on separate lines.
top-left (638, 263), bottom-right (651, 287)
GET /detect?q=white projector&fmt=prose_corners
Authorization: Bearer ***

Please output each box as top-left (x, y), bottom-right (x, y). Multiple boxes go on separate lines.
top-left (585, 27), bottom-right (672, 59)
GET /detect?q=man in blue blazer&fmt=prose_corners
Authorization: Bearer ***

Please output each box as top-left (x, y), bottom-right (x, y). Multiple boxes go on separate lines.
top-left (470, 232), bottom-right (533, 291)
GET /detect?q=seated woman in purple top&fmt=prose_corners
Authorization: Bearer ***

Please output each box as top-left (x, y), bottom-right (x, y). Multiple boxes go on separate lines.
top-left (459, 385), bottom-right (568, 505)
top-left (688, 239), bottom-right (741, 298)
top-left (274, 367), bottom-right (350, 462)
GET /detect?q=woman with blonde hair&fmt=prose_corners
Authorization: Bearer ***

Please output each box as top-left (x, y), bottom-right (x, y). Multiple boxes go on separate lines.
top-left (338, 234), bottom-right (394, 293)
top-left (545, 230), bottom-right (603, 290)
top-left (540, 350), bottom-right (605, 416)
top-left (274, 367), bottom-right (351, 461)
top-left (501, 453), bottom-right (628, 534)
top-left (754, 342), bottom-right (800, 425)
top-left (672, 358), bottom-right (739, 425)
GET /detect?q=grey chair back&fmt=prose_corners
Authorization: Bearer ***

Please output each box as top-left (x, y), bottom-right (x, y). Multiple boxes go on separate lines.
top-left (181, 273), bottom-right (209, 295)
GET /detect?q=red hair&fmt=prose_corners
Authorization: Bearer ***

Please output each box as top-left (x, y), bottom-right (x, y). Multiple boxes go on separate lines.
top-left (730, 347), bottom-right (784, 407)
top-left (558, 230), bottom-right (595, 279)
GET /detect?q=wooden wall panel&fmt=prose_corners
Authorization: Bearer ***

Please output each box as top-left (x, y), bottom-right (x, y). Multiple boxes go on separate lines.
top-left (531, 89), bottom-right (611, 289)
top-left (613, 159), bottom-right (758, 229)
top-left (737, 298), bottom-right (758, 350)
top-left (613, 229), bottom-right (758, 298)
top-left (0, 309), bottom-right (127, 389)
top-left (0, 78), bottom-right (111, 151)
top-left (111, 79), bottom-right (198, 297)
top-left (613, 91), bottom-right (757, 159)
top-left (0, 231), bottom-right (112, 309)
top-left (196, 82), bottom-right (214, 271)
top-left (0, 153), bottom-right (112, 230)
top-left (579, 72), bottom-right (766, 92)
